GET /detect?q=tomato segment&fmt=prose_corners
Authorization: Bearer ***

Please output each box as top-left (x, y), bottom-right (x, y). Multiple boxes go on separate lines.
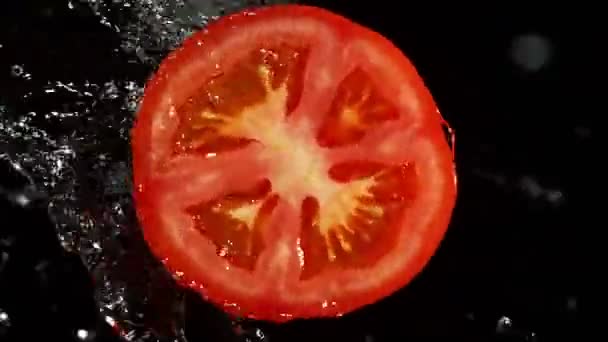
top-left (173, 44), bottom-right (308, 156)
top-left (132, 4), bottom-right (457, 322)
top-left (300, 163), bottom-right (417, 280)
top-left (317, 68), bottom-right (400, 147)
top-left (187, 180), bottom-right (274, 270)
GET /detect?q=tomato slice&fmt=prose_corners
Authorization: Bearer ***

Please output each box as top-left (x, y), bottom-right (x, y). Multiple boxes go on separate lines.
top-left (131, 4), bottom-right (457, 322)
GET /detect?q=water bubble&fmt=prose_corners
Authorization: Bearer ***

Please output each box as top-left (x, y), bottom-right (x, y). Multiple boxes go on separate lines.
top-left (10, 64), bottom-right (24, 77)
top-left (511, 33), bottom-right (553, 72)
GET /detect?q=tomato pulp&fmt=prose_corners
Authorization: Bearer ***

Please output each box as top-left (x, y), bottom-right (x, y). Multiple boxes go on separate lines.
top-left (131, 5), bottom-right (457, 322)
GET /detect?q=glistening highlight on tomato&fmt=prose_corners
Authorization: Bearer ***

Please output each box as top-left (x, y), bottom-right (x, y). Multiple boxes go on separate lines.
top-left (131, 5), bottom-right (457, 322)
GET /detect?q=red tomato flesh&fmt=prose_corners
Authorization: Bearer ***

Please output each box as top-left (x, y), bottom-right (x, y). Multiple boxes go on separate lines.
top-left (131, 4), bottom-right (457, 322)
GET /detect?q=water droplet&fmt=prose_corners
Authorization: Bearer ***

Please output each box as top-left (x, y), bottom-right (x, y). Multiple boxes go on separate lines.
top-left (573, 125), bottom-right (591, 140)
top-left (255, 328), bottom-right (265, 340)
top-left (104, 315), bottom-right (116, 327)
top-left (13, 192), bottom-right (31, 206)
top-left (566, 296), bottom-right (577, 312)
top-left (0, 251), bottom-right (9, 274)
top-left (0, 310), bottom-right (9, 324)
top-left (76, 328), bottom-right (93, 340)
top-left (496, 316), bottom-right (513, 333)
top-left (0, 309), bottom-right (12, 335)
top-left (279, 312), bottom-right (293, 319)
top-left (546, 190), bottom-right (564, 205)
top-left (223, 302), bottom-right (240, 310)
top-left (519, 176), bottom-right (565, 206)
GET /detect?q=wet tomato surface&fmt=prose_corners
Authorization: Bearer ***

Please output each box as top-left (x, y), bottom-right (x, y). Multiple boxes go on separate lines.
top-left (132, 4), bottom-right (457, 322)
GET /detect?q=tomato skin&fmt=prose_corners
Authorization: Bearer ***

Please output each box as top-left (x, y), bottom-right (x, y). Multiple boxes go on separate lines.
top-left (132, 4), bottom-right (457, 322)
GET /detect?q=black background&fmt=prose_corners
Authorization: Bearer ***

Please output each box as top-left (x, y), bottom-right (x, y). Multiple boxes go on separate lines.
top-left (0, 1), bottom-right (589, 341)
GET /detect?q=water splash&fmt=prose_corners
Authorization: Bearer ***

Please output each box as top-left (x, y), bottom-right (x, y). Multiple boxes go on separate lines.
top-left (1, 1), bottom-right (296, 341)
top-left (2, 77), bottom-right (185, 342)
top-left (79, 0), bottom-right (293, 66)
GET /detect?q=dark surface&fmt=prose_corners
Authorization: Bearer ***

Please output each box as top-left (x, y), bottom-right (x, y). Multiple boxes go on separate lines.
top-left (0, 1), bottom-right (588, 341)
